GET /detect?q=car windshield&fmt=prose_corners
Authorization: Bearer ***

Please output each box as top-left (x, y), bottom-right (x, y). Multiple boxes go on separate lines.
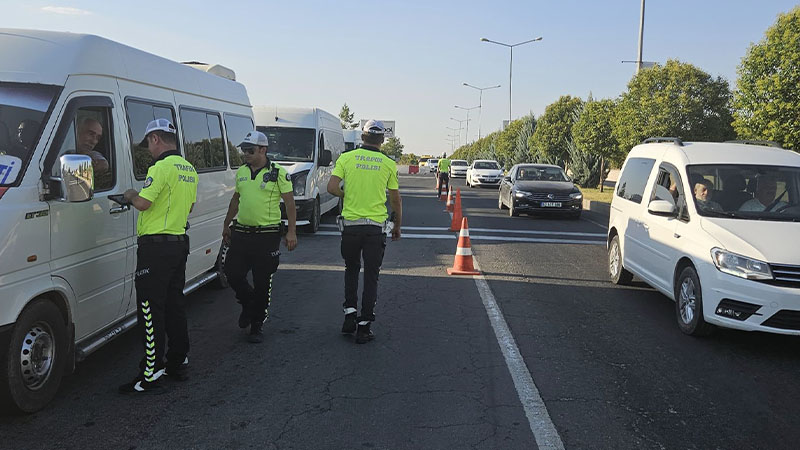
top-left (0, 83), bottom-right (60, 186)
top-left (419, 158), bottom-right (428, 163)
top-left (452, 160), bottom-right (468, 166)
top-left (687, 164), bottom-right (800, 222)
top-left (474, 161), bottom-right (499, 170)
top-left (517, 166), bottom-right (568, 182)
top-left (258, 126), bottom-right (315, 162)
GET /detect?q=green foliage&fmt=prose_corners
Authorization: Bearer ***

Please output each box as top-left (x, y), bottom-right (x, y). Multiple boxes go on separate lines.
top-left (530, 95), bottom-right (584, 165)
top-left (398, 153), bottom-right (418, 165)
top-left (381, 136), bottom-right (404, 159)
top-left (573, 98), bottom-right (623, 167)
top-left (338, 103), bottom-right (358, 130)
top-left (451, 114), bottom-right (536, 169)
top-left (567, 139), bottom-right (602, 188)
top-left (733, 6), bottom-right (800, 150)
top-left (612, 60), bottom-right (735, 153)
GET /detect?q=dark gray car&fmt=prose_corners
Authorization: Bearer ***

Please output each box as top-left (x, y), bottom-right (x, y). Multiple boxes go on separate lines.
top-left (498, 164), bottom-right (583, 219)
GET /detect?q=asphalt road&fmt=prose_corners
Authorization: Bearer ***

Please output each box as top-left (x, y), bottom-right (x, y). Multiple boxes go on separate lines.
top-left (2, 174), bottom-right (800, 450)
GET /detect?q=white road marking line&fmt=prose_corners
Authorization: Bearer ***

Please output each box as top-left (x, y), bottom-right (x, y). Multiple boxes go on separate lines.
top-left (314, 230), bottom-right (603, 244)
top-left (471, 257), bottom-right (566, 450)
top-left (322, 223), bottom-right (604, 237)
top-left (582, 217), bottom-right (608, 230)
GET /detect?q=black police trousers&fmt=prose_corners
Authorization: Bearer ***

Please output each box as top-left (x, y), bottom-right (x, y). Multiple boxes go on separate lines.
top-left (341, 225), bottom-right (386, 323)
top-left (437, 172), bottom-right (450, 194)
top-left (225, 230), bottom-right (281, 326)
top-left (134, 238), bottom-right (190, 382)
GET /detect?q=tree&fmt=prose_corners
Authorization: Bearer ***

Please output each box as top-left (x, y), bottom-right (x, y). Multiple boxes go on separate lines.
top-left (573, 98), bottom-right (619, 189)
top-left (338, 103), bottom-right (358, 130)
top-left (511, 114), bottom-right (536, 166)
top-left (612, 60), bottom-right (735, 154)
top-left (733, 6), bottom-right (800, 150)
top-left (529, 95), bottom-right (584, 166)
top-left (381, 136), bottom-right (404, 159)
top-left (398, 153), bottom-right (418, 165)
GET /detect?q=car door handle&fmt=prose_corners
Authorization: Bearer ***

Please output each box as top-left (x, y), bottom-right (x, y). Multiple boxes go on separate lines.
top-left (110, 204), bottom-right (130, 214)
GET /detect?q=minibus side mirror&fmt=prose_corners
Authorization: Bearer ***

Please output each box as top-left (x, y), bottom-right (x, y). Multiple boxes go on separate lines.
top-left (320, 149), bottom-right (332, 167)
top-left (53, 154), bottom-right (94, 202)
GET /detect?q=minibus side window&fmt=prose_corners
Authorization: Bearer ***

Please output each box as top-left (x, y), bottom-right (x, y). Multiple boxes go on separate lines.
top-left (50, 105), bottom-right (116, 191)
top-left (126, 100), bottom-right (177, 180)
top-left (223, 114), bottom-right (254, 169)
top-left (180, 108), bottom-right (225, 172)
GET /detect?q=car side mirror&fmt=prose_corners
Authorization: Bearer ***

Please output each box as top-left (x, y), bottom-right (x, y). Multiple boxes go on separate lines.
top-left (648, 199), bottom-right (677, 217)
top-left (503, 176), bottom-right (511, 182)
top-left (320, 149), bottom-right (332, 167)
top-left (53, 154), bottom-right (94, 202)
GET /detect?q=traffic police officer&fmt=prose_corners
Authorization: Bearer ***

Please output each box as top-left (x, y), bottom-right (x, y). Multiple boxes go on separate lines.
top-left (222, 131), bottom-right (297, 343)
top-left (436, 153), bottom-right (451, 195)
top-left (327, 119), bottom-right (402, 344)
top-left (119, 119), bottom-right (197, 394)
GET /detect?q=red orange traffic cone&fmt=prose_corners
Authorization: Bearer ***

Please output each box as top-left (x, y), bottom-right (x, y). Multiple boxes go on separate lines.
top-left (438, 183), bottom-right (447, 201)
top-left (447, 217), bottom-right (481, 276)
top-left (445, 185), bottom-right (454, 212)
top-left (449, 189), bottom-right (463, 232)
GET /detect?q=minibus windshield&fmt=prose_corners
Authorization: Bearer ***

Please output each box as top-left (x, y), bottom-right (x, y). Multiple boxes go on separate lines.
top-left (258, 126), bottom-right (315, 162)
top-left (686, 164), bottom-right (800, 222)
top-left (0, 83), bottom-right (60, 186)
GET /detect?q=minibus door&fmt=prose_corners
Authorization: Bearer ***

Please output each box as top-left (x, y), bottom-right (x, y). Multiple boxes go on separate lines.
top-left (45, 90), bottom-right (131, 341)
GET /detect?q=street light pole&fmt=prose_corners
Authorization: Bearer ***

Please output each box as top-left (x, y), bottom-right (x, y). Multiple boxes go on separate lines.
top-left (450, 117), bottom-right (470, 147)
top-left (480, 36), bottom-right (542, 124)
top-left (446, 126), bottom-right (460, 147)
top-left (463, 82), bottom-right (501, 140)
top-left (455, 105), bottom-right (479, 145)
top-left (637, 0), bottom-right (645, 73)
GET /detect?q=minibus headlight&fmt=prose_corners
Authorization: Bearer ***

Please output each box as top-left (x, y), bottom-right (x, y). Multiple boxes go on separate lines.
top-left (291, 170), bottom-right (309, 197)
top-left (710, 248), bottom-right (773, 281)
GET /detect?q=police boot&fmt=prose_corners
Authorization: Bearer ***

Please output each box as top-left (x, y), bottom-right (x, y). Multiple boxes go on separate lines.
top-left (248, 322), bottom-right (264, 343)
top-left (165, 356), bottom-right (189, 381)
top-left (355, 321), bottom-right (374, 344)
top-left (341, 311), bottom-right (357, 334)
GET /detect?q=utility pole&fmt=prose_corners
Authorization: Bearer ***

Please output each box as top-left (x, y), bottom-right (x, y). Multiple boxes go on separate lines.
top-left (637, 0), bottom-right (645, 73)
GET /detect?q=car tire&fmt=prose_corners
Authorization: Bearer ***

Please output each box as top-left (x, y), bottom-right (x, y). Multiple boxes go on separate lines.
top-left (210, 242), bottom-right (229, 289)
top-left (303, 198), bottom-right (320, 234)
top-left (0, 299), bottom-right (69, 413)
top-left (608, 235), bottom-right (633, 285)
top-left (675, 266), bottom-right (714, 336)
top-left (508, 199), bottom-right (518, 217)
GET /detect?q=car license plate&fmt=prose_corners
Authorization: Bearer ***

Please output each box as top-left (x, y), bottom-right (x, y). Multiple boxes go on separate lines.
top-left (541, 202), bottom-right (561, 207)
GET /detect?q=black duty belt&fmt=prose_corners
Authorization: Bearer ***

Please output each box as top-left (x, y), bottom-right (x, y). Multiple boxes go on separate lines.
top-left (138, 234), bottom-right (188, 244)
top-left (233, 223), bottom-right (281, 234)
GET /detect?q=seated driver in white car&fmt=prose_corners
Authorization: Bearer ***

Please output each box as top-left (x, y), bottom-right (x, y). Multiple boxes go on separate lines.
top-left (739, 176), bottom-right (788, 212)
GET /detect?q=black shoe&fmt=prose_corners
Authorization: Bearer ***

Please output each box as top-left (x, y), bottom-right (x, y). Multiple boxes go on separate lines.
top-left (118, 377), bottom-right (165, 395)
top-left (238, 304), bottom-right (249, 329)
top-left (355, 322), bottom-right (374, 344)
top-left (248, 324), bottom-right (264, 343)
top-left (341, 313), bottom-right (357, 334)
top-left (165, 357), bottom-right (189, 381)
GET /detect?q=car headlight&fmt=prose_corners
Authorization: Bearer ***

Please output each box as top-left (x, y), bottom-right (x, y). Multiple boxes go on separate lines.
top-left (710, 248), bottom-right (773, 280)
top-left (570, 192), bottom-right (583, 200)
top-left (515, 190), bottom-right (532, 198)
top-left (291, 170), bottom-right (309, 197)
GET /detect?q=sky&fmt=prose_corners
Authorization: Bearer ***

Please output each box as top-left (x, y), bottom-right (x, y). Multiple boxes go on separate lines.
top-left (2, 1), bottom-right (798, 156)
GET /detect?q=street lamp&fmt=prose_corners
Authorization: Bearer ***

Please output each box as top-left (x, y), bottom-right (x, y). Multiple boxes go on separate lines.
top-left (454, 105), bottom-right (480, 145)
top-left (480, 36), bottom-right (542, 124)
top-left (463, 82), bottom-right (501, 140)
top-left (450, 117), bottom-right (470, 147)
top-left (446, 126), bottom-right (460, 146)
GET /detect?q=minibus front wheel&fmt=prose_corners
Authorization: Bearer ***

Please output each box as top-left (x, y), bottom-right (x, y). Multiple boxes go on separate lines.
top-left (0, 299), bottom-right (68, 413)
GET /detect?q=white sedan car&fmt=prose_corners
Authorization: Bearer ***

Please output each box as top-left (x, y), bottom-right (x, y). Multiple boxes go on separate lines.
top-left (466, 160), bottom-right (503, 187)
top-left (450, 159), bottom-right (468, 177)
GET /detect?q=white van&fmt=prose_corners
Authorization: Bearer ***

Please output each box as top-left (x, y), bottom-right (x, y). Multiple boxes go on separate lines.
top-left (343, 129), bottom-right (362, 152)
top-left (252, 106), bottom-right (344, 232)
top-left (608, 138), bottom-right (800, 336)
top-left (0, 29), bottom-right (254, 412)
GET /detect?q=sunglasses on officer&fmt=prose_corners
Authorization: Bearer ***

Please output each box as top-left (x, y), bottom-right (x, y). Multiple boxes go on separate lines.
top-left (239, 145), bottom-right (257, 155)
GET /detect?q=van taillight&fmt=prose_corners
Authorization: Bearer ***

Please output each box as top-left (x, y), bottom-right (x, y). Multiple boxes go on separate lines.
top-left (0, 187), bottom-right (7, 200)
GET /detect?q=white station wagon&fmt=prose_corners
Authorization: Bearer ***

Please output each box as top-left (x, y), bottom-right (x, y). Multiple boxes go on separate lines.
top-left (608, 138), bottom-right (800, 336)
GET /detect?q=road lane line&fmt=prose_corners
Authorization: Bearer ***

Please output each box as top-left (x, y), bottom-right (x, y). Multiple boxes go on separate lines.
top-left (471, 257), bottom-right (566, 450)
top-left (314, 231), bottom-right (603, 244)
